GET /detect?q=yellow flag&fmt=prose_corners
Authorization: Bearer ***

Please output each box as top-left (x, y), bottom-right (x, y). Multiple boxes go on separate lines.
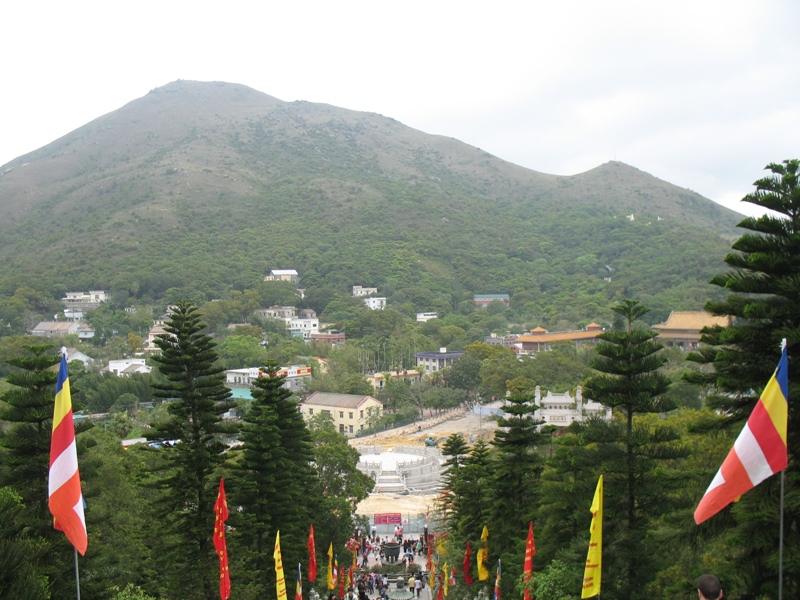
top-left (327, 542), bottom-right (335, 590)
top-left (429, 562), bottom-right (436, 588)
top-left (275, 531), bottom-right (288, 600)
top-left (442, 562), bottom-right (449, 596)
top-left (477, 525), bottom-right (489, 581)
top-left (581, 476), bottom-right (603, 599)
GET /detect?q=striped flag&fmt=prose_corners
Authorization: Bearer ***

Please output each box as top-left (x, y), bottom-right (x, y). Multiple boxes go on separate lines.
top-left (694, 344), bottom-right (789, 524)
top-left (522, 522), bottom-right (535, 600)
top-left (49, 355), bottom-right (87, 555)
top-left (493, 559), bottom-right (501, 600)
top-left (296, 563), bottom-right (303, 600)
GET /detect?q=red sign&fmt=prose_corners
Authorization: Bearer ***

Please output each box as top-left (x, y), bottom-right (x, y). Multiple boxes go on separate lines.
top-left (373, 513), bottom-right (402, 525)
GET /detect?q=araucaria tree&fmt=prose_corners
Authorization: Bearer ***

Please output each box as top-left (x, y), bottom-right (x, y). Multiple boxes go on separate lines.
top-left (583, 299), bottom-right (686, 600)
top-left (229, 360), bottom-right (318, 594)
top-left (149, 300), bottom-right (234, 600)
top-left (687, 159), bottom-right (800, 597)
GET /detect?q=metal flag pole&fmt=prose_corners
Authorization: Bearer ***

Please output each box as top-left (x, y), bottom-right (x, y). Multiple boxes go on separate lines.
top-left (74, 547), bottom-right (81, 600)
top-left (779, 470), bottom-right (784, 600)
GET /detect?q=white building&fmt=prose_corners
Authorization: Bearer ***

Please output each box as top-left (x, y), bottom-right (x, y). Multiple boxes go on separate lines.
top-left (62, 291), bottom-right (110, 310)
top-left (31, 321), bottom-right (95, 340)
top-left (108, 358), bottom-right (152, 376)
top-left (352, 286), bottom-right (379, 297)
top-left (534, 386), bottom-right (611, 428)
top-left (416, 312), bottom-right (438, 322)
top-left (264, 269), bottom-right (299, 284)
top-left (363, 297), bottom-right (387, 310)
top-left (225, 365), bottom-right (312, 393)
top-left (287, 317), bottom-right (319, 339)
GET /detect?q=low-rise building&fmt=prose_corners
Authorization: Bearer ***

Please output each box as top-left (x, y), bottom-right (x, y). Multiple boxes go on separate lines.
top-left (264, 269), bottom-right (299, 284)
top-left (352, 286), bottom-right (379, 297)
top-left (366, 370), bottom-right (423, 390)
top-left (62, 290), bottom-right (110, 311)
top-left (255, 306), bottom-right (297, 320)
top-left (415, 348), bottom-right (464, 373)
top-left (474, 294), bottom-right (510, 308)
top-left (225, 365), bottom-right (312, 393)
top-left (31, 321), bottom-right (95, 340)
top-left (652, 311), bottom-right (731, 350)
top-left (108, 358), bottom-right (151, 376)
top-left (416, 312), bottom-right (438, 322)
top-left (299, 392), bottom-right (383, 437)
top-left (516, 323), bottom-right (603, 353)
top-left (534, 385), bottom-right (611, 428)
top-left (309, 330), bottom-right (346, 346)
top-left (363, 297), bottom-right (387, 310)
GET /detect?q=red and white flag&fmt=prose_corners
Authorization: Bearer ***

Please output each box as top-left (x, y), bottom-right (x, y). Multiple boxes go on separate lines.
top-left (49, 355), bottom-right (88, 554)
top-left (694, 343), bottom-right (789, 524)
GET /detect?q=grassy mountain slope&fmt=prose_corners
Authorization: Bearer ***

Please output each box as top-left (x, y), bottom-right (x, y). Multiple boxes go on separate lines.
top-left (0, 80), bottom-right (741, 323)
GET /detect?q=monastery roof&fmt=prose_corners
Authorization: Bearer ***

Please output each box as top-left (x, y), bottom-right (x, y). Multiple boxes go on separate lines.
top-left (652, 311), bottom-right (730, 332)
top-left (517, 329), bottom-right (603, 343)
top-left (302, 392), bottom-right (382, 409)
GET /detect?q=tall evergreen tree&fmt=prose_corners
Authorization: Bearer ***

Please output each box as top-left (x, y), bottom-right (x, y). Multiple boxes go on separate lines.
top-left (583, 299), bottom-right (687, 600)
top-left (229, 360), bottom-right (318, 594)
top-left (687, 159), bottom-right (800, 597)
top-left (149, 300), bottom-right (234, 600)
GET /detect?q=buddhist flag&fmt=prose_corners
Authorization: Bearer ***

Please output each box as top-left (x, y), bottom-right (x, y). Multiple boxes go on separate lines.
top-left (462, 541), bottom-right (474, 586)
top-left (694, 344), bottom-right (789, 524)
top-left (296, 563), bottom-right (303, 600)
top-left (275, 531), bottom-right (288, 600)
top-left (523, 522), bottom-right (535, 600)
top-left (582, 476), bottom-right (603, 599)
top-left (213, 479), bottom-right (231, 600)
top-left (49, 355), bottom-right (87, 555)
top-left (493, 560), bottom-right (501, 600)
top-left (327, 543), bottom-right (335, 590)
top-left (308, 525), bottom-right (317, 582)
top-left (442, 562), bottom-right (449, 597)
top-left (477, 526), bottom-right (489, 581)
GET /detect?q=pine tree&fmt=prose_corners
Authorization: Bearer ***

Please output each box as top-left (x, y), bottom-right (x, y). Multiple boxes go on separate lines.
top-left (148, 300), bottom-right (234, 600)
top-left (229, 360), bottom-right (318, 593)
top-left (686, 159), bottom-right (800, 597)
top-left (582, 299), bottom-right (687, 600)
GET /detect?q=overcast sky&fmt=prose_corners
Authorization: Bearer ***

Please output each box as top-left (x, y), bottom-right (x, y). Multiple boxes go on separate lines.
top-left (3, 1), bottom-right (798, 217)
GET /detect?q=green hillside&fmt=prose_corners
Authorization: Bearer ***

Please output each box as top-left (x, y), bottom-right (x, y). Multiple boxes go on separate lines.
top-left (0, 80), bottom-right (742, 326)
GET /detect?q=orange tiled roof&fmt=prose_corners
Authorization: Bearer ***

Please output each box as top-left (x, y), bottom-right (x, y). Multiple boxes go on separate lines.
top-left (517, 329), bottom-right (602, 343)
top-left (652, 311), bottom-right (730, 332)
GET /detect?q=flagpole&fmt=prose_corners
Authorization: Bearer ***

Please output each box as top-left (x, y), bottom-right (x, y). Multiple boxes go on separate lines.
top-left (74, 547), bottom-right (81, 600)
top-left (779, 470), bottom-right (784, 600)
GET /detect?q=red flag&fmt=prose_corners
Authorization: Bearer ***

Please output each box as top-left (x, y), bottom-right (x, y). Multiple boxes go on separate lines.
top-left (523, 522), bottom-right (535, 600)
top-left (214, 479), bottom-right (231, 600)
top-left (308, 525), bottom-right (317, 582)
top-left (426, 538), bottom-right (433, 571)
top-left (296, 563), bottom-right (303, 600)
top-left (462, 541), bottom-right (473, 585)
top-left (338, 562), bottom-right (345, 599)
top-left (437, 576), bottom-right (444, 600)
top-left (49, 356), bottom-right (87, 555)
top-left (695, 345), bottom-right (789, 524)
top-left (450, 567), bottom-right (456, 587)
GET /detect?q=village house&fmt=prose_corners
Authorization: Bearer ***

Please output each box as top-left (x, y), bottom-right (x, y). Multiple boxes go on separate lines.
top-left (31, 321), bottom-right (95, 340)
top-left (363, 297), bottom-right (387, 310)
top-left (366, 369), bottom-right (423, 390)
top-left (299, 392), bottom-right (383, 437)
top-left (263, 269), bottom-right (299, 284)
top-left (108, 358), bottom-right (151, 376)
top-left (352, 286), bottom-right (379, 297)
top-left (225, 365), bottom-right (312, 393)
top-left (415, 348), bottom-right (465, 373)
top-left (534, 385), bottom-right (611, 428)
top-left (62, 290), bottom-right (110, 311)
top-left (515, 323), bottom-right (604, 353)
top-left (416, 312), bottom-right (438, 322)
top-left (474, 293), bottom-right (510, 308)
top-left (309, 330), bottom-right (346, 346)
top-left (652, 311), bottom-right (731, 350)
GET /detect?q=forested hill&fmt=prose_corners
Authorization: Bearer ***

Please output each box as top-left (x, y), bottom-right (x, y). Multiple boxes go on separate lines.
top-left (0, 80), bottom-right (742, 324)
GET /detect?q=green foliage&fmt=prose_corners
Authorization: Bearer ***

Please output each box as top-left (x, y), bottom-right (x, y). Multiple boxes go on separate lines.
top-left (148, 300), bottom-right (235, 600)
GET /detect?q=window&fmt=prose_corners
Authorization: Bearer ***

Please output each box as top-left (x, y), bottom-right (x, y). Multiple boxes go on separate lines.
top-left (339, 411), bottom-right (344, 418)
top-left (349, 412), bottom-right (353, 419)
top-left (349, 425), bottom-right (354, 433)
top-left (360, 411), bottom-right (364, 419)
top-left (308, 408), bottom-right (314, 415)
top-left (322, 410), bottom-right (331, 415)
top-left (339, 424), bottom-right (346, 433)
